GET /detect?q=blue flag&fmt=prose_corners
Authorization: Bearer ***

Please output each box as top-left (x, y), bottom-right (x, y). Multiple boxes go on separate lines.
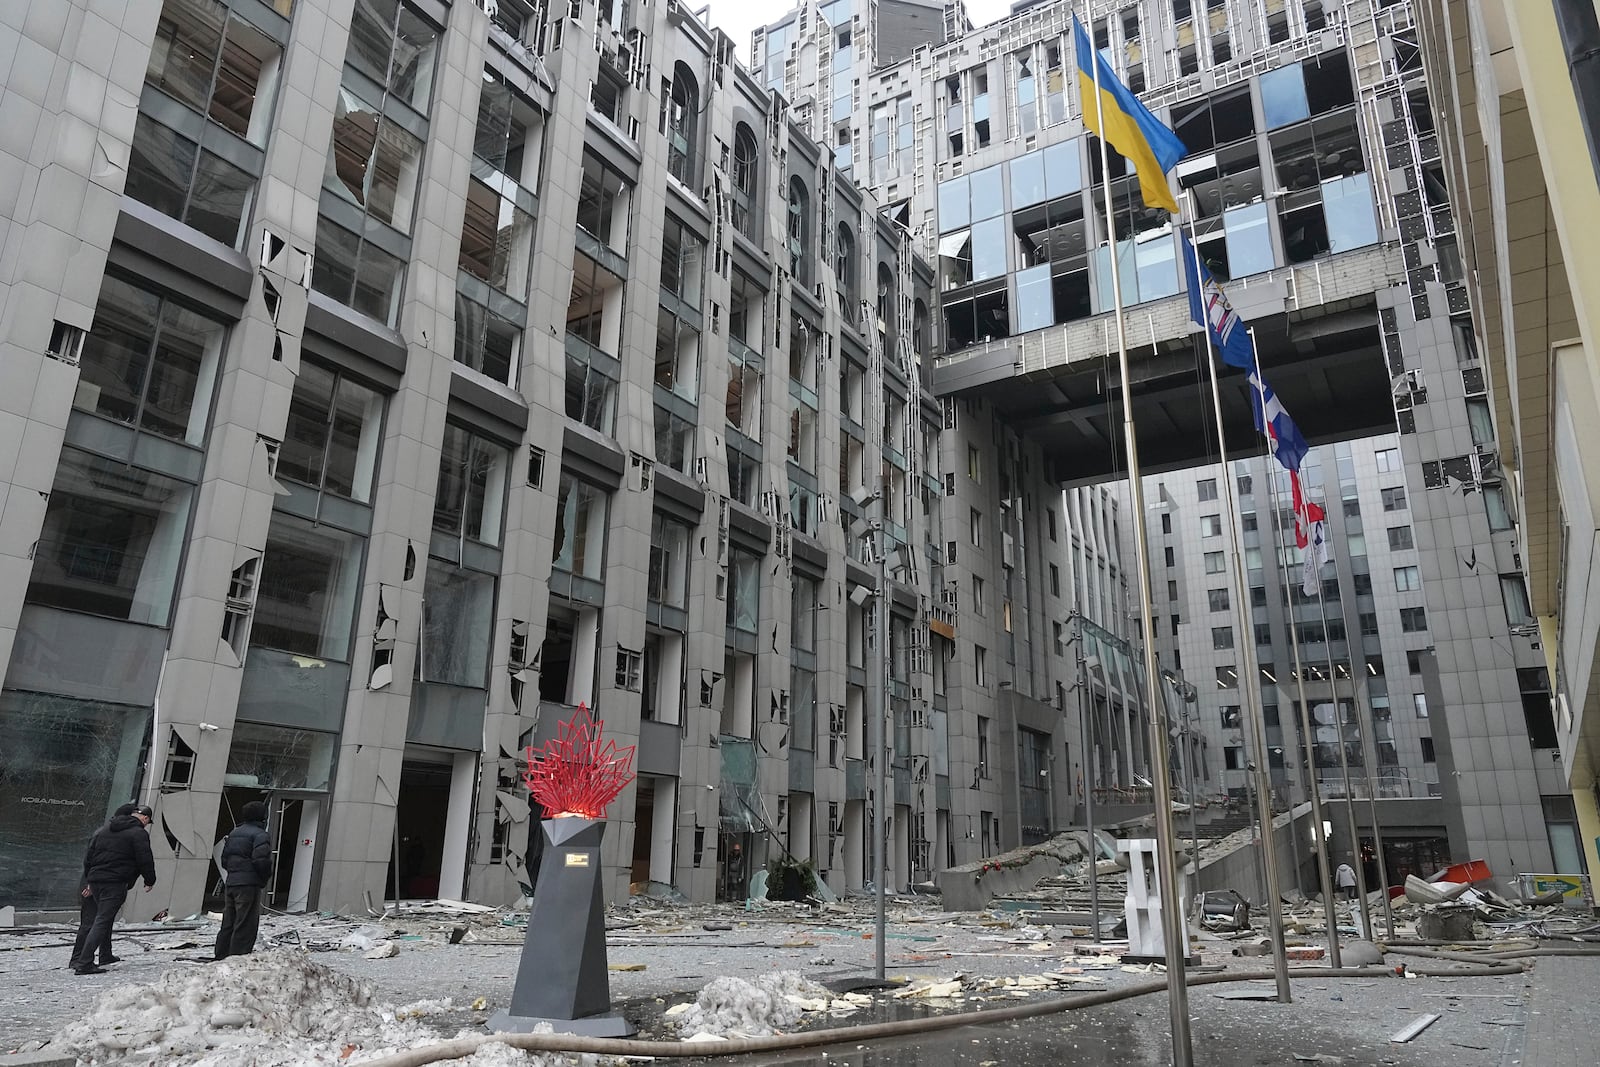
top-left (1180, 231), bottom-right (1255, 371)
top-left (1249, 373), bottom-right (1311, 474)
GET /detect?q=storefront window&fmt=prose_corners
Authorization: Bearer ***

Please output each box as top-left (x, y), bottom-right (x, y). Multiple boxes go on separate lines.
top-left (0, 691), bottom-right (150, 908)
top-left (225, 720), bottom-right (334, 789)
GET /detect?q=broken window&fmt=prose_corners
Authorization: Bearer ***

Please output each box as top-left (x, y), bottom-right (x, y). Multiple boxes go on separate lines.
top-left (278, 362), bottom-right (382, 504)
top-left (665, 62), bottom-right (699, 186)
top-left (226, 721), bottom-right (334, 790)
top-left (654, 310), bottom-right (700, 402)
top-left (564, 348), bottom-right (618, 435)
top-left (27, 449), bottom-right (196, 626)
top-left (432, 424), bottom-right (509, 547)
top-left (77, 276), bottom-right (225, 447)
top-left (726, 347), bottom-right (762, 438)
top-left (942, 281), bottom-right (1010, 352)
top-left (590, 64), bottom-right (628, 127)
top-left (252, 513), bottom-right (364, 661)
top-left (647, 513), bottom-right (690, 609)
top-left (576, 151), bottom-right (632, 251)
top-left (655, 404), bottom-right (695, 474)
top-left (731, 124), bottom-right (759, 238)
top-left (162, 727), bottom-right (197, 789)
top-left (0, 691), bottom-right (152, 908)
top-left (551, 473), bottom-right (609, 580)
top-left (420, 558), bottom-right (495, 687)
top-left (788, 177), bottom-right (812, 285)
top-left (727, 548), bottom-right (761, 633)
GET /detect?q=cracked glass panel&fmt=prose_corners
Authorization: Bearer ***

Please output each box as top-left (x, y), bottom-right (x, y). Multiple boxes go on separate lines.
top-left (224, 721), bottom-right (334, 790)
top-left (0, 691), bottom-right (151, 908)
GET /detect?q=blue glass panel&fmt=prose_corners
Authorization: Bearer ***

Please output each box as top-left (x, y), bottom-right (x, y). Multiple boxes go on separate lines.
top-left (1224, 202), bottom-right (1274, 277)
top-left (1323, 173), bottom-right (1378, 252)
top-left (1015, 264), bottom-right (1053, 332)
top-left (1010, 152), bottom-right (1047, 208)
top-left (1135, 231), bottom-right (1178, 301)
top-left (1260, 64), bottom-right (1310, 129)
top-left (1044, 139), bottom-right (1082, 198)
top-left (971, 218), bottom-right (1007, 281)
top-left (938, 176), bottom-right (970, 232)
top-left (1092, 240), bottom-right (1140, 311)
top-left (969, 165), bottom-right (1005, 221)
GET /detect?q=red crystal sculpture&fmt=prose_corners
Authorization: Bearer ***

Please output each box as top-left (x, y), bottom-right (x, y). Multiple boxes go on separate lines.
top-left (521, 703), bottom-right (636, 819)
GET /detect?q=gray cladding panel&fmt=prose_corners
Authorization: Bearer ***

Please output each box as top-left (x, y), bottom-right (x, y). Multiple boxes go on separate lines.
top-left (637, 718), bottom-right (682, 777)
top-left (407, 682), bottom-right (489, 750)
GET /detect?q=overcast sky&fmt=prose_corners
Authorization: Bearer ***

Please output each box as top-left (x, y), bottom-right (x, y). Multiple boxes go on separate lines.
top-left (704, 0), bottom-right (1016, 68)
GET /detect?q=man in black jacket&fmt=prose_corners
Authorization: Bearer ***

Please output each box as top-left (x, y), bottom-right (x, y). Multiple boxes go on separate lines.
top-left (68, 804), bottom-right (137, 971)
top-left (71, 803), bottom-right (157, 975)
top-left (214, 801), bottom-right (272, 960)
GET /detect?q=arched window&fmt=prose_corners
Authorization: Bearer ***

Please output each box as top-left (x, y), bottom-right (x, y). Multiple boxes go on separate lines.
top-left (913, 298), bottom-right (930, 357)
top-left (836, 223), bottom-right (857, 310)
top-left (732, 124), bottom-right (759, 237)
top-left (877, 264), bottom-right (896, 353)
top-left (788, 177), bottom-right (811, 286)
top-left (667, 62), bottom-right (698, 186)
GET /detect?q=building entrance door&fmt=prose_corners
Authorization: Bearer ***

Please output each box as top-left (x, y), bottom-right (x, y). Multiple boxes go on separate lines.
top-left (267, 791), bottom-right (324, 913)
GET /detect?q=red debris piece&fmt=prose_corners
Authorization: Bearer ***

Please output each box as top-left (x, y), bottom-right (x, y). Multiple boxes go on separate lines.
top-left (521, 702), bottom-right (637, 819)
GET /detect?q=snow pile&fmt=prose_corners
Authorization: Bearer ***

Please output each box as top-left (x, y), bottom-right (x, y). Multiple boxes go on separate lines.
top-left (665, 971), bottom-right (836, 1039)
top-left (44, 950), bottom-right (597, 1066)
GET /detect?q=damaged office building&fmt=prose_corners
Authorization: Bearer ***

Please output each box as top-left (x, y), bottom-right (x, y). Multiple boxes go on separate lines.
top-left (0, 0), bottom-right (1114, 918)
top-left (0, 0), bottom-right (1580, 921)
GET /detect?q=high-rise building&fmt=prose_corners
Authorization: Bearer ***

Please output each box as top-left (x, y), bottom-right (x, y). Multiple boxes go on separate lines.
top-left (1134, 435), bottom-right (1469, 881)
top-left (1411, 0), bottom-right (1600, 882)
top-left (757, 0), bottom-right (1567, 881)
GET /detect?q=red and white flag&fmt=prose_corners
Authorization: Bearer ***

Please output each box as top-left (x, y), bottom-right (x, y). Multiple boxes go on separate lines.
top-left (1290, 470), bottom-right (1331, 595)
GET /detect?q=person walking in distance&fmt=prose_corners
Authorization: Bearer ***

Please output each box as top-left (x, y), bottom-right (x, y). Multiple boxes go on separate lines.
top-left (71, 804), bottom-right (156, 975)
top-left (215, 801), bottom-right (273, 960)
top-left (1335, 860), bottom-right (1359, 901)
top-left (68, 803), bottom-right (138, 971)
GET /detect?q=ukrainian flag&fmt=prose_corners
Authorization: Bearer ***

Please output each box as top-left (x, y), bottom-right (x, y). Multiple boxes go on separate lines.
top-left (1073, 16), bottom-right (1185, 214)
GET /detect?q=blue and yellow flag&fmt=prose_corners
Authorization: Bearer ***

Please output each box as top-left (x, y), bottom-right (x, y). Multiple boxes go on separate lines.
top-left (1073, 16), bottom-right (1185, 213)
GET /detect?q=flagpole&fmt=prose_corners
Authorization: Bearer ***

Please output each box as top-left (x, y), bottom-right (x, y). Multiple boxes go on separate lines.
top-left (1249, 326), bottom-right (1343, 964)
top-left (1335, 587), bottom-right (1397, 938)
top-left (1353, 656), bottom-right (1397, 938)
top-left (1184, 193), bottom-right (1294, 998)
top-left (1090, 38), bottom-right (1193, 1066)
top-left (1310, 572), bottom-right (1374, 940)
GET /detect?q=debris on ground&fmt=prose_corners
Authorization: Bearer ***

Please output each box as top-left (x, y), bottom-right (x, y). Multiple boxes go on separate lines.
top-left (41, 950), bottom-right (603, 1065)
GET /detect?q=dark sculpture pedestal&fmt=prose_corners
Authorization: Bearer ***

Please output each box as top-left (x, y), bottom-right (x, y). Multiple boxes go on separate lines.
top-left (488, 817), bottom-right (635, 1037)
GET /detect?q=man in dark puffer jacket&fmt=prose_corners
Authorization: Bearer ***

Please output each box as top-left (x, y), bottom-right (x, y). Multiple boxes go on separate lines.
top-left (214, 801), bottom-right (272, 960)
top-left (71, 804), bottom-right (156, 975)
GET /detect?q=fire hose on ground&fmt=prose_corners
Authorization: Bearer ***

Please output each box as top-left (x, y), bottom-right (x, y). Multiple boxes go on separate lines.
top-left (354, 939), bottom-right (1600, 1067)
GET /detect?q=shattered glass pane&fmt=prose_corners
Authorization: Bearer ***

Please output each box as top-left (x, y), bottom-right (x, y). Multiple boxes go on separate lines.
top-left (718, 737), bottom-right (759, 831)
top-left (0, 691), bottom-right (151, 908)
top-left (225, 721), bottom-right (334, 790)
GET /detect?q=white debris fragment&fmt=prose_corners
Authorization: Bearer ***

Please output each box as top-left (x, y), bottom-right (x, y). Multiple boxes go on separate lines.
top-left (364, 940), bottom-right (401, 959)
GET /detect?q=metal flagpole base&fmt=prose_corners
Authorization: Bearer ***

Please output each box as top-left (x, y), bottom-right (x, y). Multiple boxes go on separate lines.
top-left (491, 817), bottom-right (637, 1038)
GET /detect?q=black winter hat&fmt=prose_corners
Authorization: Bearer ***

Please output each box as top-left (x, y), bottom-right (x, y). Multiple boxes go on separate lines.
top-left (240, 801), bottom-right (268, 823)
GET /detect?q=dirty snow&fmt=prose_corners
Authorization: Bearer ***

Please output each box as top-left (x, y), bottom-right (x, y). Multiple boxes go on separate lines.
top-left (665, 970), bottom-right (837, 1038)
top-left (43, 950), bottom-right (606, 1066)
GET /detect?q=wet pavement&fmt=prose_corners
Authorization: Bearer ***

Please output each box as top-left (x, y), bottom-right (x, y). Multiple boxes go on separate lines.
top-left (673, 978), bottom-right (1521, 1066)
